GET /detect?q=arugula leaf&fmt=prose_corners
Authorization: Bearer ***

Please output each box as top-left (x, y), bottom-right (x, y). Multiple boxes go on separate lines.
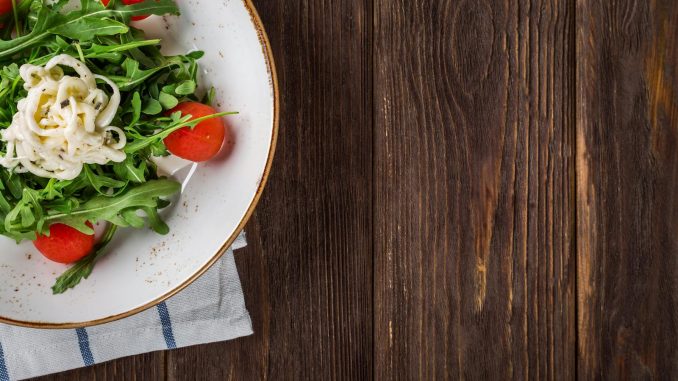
top-left (158, 91), bottom-right (178, 109)
top-left (83, 165), bottom-right (128, 196)
top-left (5, 188), bottom-right (43, 237)
top-left (50, 17), bottom-right (129, 41)
top-left (0, 0), bottom-right (180, 60)
top-left (85, 39), bottom-right (161, 58)
top-left (142, 98), bottom-right (162, 115)
top-left (121, 208), bottom-right (145, 228)
top-left (112, 156), bottom-right (147, 183)
top-left (42, 179), bottom-right (180, 234)
top-left (0, 182), bottom-right (12, 214)
top-left (144, 206), bottom-right (169, 234)
top-left (43, 197), bottom-right (80, 214)
top-left (174, 80), bottom-right (196, 95)
top-left (108, 58), bottom-right (174, 91)
top-left (185, 51), bottom-right (205, 60)
top-left (203, 87), bottom-right (216, 106)
top-left (127, 91), bottom-right (142, 128)
top-left (0, 172), bottom-right (23, 200)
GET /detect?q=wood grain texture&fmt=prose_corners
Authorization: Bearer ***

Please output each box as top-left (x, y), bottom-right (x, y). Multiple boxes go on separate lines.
top-left (577, 0), bottom-right (678, 379)
top-left (165, 0), bottom-right (374, 380)
top-left (373, 0), bottom-right (576, 379)
top-left (29, 0), bottom-right (678, 379)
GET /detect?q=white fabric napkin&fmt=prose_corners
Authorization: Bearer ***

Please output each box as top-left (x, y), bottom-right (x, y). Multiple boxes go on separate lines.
top-left (0, 233), bottom-right (252, 381)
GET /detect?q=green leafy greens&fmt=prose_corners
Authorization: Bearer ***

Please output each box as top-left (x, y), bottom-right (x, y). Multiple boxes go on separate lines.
top-left (0, 0), bottom-right (230, 293)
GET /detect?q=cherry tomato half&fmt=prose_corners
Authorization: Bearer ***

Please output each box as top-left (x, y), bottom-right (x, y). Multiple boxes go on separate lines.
top-left (34, 222), bottom-right (96, 264)
top-left (101, 0), bottom-right (151, 21)
top-left (0, 0), bottom-right (12, 16)
top-left (164, 102), bottom-right (228, 162)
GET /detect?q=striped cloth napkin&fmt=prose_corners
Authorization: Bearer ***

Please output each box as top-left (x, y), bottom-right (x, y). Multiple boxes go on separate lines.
top-left (0, 233), bottom-right (252, 381)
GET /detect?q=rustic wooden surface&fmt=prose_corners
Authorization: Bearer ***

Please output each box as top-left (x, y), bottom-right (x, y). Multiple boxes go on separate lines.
top-left (374, 0), bottom-right (576, 379)
top-left (34, 0), bottom-right (678, 380)
top-left (577, 0), bottom-right (678, 379)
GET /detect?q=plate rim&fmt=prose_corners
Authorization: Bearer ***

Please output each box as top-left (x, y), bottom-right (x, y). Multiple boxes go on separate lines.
top-left (0, 0), bottom-right (280, 329)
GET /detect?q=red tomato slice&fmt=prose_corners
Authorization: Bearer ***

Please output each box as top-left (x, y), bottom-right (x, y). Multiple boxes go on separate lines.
top-left (0, 0), bottom-right (12, 15)
top-left (34, 222), bottom-right (96, 264)
top-left (101, 0), bottom-right (151, 21)
top-left (164, 102), bottom-right (228, 162)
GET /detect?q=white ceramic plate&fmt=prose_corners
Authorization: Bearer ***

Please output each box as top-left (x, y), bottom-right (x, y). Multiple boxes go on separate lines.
top-left (0, 0), bottom-right (278, 327)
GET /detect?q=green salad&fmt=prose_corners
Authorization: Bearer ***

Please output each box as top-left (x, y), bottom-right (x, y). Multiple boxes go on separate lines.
top-left (0, 0), bottom-right (233, 293)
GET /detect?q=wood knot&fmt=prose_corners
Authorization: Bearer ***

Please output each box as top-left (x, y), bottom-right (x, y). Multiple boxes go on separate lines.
top-left (451, 0), bottom-right (495, 93)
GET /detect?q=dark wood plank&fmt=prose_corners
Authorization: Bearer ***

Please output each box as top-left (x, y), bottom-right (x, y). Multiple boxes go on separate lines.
top-left (374, 0), bottom-right (576, 379)
top-left (167, 0), bottom-right (374, 379)
top-left (577, 1), bottom-right (678, 379)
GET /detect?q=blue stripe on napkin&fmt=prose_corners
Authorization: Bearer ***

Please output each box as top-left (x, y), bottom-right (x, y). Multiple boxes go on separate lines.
top-left (0, 342), bottom-right (9, 381)
top-left (75, 328), bottom-right (95, 366)
top-left (157, 302), bottom-right (177, 349)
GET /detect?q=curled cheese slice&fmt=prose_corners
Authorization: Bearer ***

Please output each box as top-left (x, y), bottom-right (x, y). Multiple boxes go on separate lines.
top-left (0, 55), bottom-right (126, 180)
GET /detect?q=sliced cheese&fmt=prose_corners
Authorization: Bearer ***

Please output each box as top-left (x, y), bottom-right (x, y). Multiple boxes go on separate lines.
top-left (0, 55), bottom-right (126, 180)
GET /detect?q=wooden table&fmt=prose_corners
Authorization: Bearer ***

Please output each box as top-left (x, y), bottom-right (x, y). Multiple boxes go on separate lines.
top-left (36, 0), bottom-right (678, 379)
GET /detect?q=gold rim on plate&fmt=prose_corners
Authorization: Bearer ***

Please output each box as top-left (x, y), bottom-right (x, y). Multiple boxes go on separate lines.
top-left (0, 0), bottom-right (280, 329)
